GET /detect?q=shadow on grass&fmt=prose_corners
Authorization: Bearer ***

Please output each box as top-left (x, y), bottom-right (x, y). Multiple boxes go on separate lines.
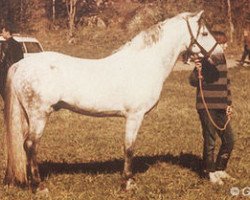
top-left (39, 153), bottom-right (203, 179)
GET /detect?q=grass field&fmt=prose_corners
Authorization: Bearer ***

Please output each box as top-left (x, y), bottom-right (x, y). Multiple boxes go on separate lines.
top-left (0, 62), bottom-right (249, 199)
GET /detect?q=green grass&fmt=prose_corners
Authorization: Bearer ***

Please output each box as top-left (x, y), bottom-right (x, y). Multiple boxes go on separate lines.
top-left (0, 67), bottom-right (249, 199)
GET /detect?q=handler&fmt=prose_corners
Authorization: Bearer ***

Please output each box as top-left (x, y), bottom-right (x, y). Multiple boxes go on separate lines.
top-left (239, 27), bottom-right (250, 66)
top-left (189, 32), bottom-right (235, 185)
top-left (0, 23), bottom-right (24, 99)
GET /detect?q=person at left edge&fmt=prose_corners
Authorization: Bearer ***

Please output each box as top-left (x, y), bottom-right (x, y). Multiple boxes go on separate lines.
top-left (0, 24), bottom-right (24, 100)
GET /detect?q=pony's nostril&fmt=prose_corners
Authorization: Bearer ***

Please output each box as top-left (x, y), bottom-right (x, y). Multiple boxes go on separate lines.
top-left (202, 32), bottom-right (208, 36)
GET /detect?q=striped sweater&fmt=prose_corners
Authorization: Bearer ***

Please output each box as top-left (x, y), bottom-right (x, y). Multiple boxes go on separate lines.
top-left (189, 53), bottom-right (232, 110)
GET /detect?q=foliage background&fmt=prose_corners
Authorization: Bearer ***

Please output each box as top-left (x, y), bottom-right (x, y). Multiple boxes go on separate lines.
top-left (0, 0), bottom-right (249, 44)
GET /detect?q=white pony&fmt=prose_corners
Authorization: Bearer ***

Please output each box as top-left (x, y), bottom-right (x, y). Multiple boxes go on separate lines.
top-left (4, 11), bottom-right (222, 192)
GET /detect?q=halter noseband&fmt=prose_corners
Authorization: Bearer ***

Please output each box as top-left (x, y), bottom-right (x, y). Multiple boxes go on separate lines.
top-left (186, 18), bottom-right (218, 58)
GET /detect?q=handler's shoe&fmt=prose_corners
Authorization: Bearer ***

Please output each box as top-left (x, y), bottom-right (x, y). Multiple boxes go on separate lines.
top-left (209, 172), bottom-right (224, 185)
top-left (215, 170), bottom-right (236, 181)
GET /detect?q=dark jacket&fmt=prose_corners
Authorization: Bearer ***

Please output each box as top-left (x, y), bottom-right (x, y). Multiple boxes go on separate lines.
top-left (0, 37), bottom-right (24, 98)
top-left (1, 37), bottom-right (23, 69)
top-left (189, 54), bottom-right (232, 110)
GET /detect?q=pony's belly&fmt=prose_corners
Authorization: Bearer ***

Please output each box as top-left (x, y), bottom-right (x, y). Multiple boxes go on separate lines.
top-left (54, 100), bottom-right (125, 117)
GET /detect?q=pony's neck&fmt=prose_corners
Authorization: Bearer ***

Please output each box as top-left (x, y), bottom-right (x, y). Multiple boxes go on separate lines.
top-left (111, 17), bottom-right (189, 85)
top-left (142, 20), bottom-right (188, 79)
top-left (125, 19), bottom-right (187, 74)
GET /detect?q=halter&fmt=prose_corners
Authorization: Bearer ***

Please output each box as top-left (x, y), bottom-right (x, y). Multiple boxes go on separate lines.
top-left (186, 18), bottom-right (218, 58)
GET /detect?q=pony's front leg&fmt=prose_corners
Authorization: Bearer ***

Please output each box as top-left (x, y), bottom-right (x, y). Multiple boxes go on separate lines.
top-left (122, 112), bottom-right (144, 190)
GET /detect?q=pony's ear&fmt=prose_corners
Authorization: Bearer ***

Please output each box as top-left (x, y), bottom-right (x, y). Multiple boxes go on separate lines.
top-left (185, 10), bottom-right (204, 21)
top-left (193, 10), bottom-right (204, 21)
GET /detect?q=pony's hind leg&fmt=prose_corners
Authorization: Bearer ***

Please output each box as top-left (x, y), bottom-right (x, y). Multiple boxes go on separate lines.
top-left (122, 112), bottom-right (144, 190)
top-left (24, 115), bottom-right (47, 192)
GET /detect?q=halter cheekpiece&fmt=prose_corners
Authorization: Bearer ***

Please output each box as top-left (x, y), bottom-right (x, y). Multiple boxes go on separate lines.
top-left (186, 17), bottom-right (218, 58)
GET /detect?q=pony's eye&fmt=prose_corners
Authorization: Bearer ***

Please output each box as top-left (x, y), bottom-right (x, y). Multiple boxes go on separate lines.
top-left (202, 32), bottom-right (208, 36)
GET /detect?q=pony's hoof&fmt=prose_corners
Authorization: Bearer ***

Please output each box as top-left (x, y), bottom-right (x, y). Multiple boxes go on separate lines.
top-left (209, 172), bottom-right (224, 185)
top-left (35, 184), bottom-right (49, 196)
top-left (3, 178), bottom-right (28, 189)
top-left (121, 178), bottom-right (136, 191)
top-left (215, 171), bottom-right (236, 181)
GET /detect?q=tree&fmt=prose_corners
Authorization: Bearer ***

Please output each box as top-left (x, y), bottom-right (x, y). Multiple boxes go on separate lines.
top-left (52, 0), bottom-right (56, 21)
top-left (0, 0), bottom-right (9, 26)
top-left (65, 0), bottom-right (79, 43)
top-left (227, 0), bottom-right (234, 43)
top-left (25, 0), bottom-right (48, 32)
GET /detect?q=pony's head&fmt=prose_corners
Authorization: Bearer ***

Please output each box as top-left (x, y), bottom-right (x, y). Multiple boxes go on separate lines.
top-left (184, 11), bottom-right (221, 58)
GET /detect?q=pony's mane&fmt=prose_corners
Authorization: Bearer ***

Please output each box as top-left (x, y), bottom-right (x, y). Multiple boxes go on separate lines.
top-left (113, 12), bottom-right (194, 53)
top-left (142, 22), bottom-right (164, 47)
top-left (140, 12), bottom-right (200, 48)
top-left (114, 20), bottom-right (168, 52)
top-left (143, 12), bottom-right (193, 46)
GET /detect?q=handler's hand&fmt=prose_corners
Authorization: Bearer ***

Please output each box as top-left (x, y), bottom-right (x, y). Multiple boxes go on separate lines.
top-left (194, 60), bottom-right (202, 70)
top-left (226, 106), bottom-right (233, 117)
top-left (192, 55), bottom-right (202, 70)
top-left (192, 55), bottom-right (202, 79)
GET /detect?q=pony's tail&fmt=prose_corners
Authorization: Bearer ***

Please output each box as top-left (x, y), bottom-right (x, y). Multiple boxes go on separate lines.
top-left (4, 66), bottom-right (28, 187)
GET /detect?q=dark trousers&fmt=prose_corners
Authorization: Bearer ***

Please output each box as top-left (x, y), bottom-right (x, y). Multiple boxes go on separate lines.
top-left (240, 45), bottom-right (250, 63)
top-left (198, 109), bottom-right (234, 172)
top-left (0, 64), bottom-right (8, 100)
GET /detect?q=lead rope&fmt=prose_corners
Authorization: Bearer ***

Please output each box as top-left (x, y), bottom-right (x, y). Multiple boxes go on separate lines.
top-left (195, 57), bottom-right (231, 131)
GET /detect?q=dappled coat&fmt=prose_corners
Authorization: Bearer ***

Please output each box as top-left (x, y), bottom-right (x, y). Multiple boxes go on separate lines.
top-left (189, 54), bottom-right (232, 110)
